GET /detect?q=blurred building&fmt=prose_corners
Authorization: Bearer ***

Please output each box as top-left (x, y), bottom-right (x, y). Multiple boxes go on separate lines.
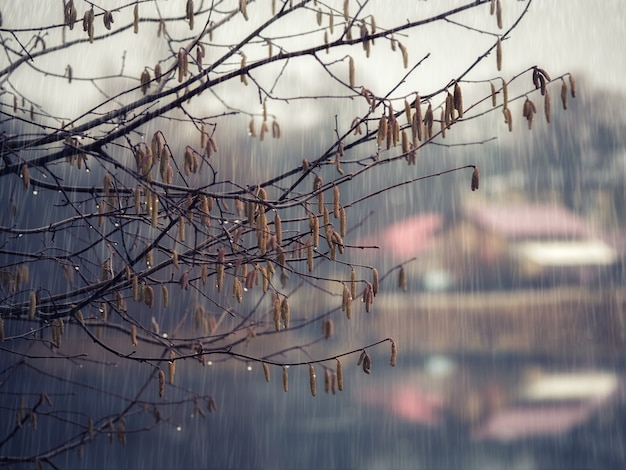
top-left (440, 202), bottom-right (619, 290)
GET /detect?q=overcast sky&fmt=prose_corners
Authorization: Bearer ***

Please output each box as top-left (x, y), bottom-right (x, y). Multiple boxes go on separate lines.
top-left (506, 0), bottom-right (626, 94)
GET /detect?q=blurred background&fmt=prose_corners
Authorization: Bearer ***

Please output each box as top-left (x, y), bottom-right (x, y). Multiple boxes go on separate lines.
top-left (2, 1), bottom-right (626, 468)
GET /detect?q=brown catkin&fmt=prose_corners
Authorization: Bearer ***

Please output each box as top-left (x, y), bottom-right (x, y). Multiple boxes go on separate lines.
top-left (309, 364), bottom-right (316, 397)
top-left (496, 37), bottom-right (502, 71)
top-left (132, 275), bottom-right (139, 301)
top-left (501, 78), bottom-right (508, 110)
top-left (423, 104), bottom-right (433, 140)
top-left (350, 267), bottom-right (357, 300)
top-left (377, 115), bottom-right (387, 146)
top-left (339, 206), bottom-right (347, 237)
top-left (398, 267), bottom-right (407, 292)
top-left (348, 56), bottom-right (355, 88)
top-left (307, 240), bottom-right (314, 272)
top-left (333, 186), bottom-right (340, 218)
top-left (239, 0), bottom-right (248, 20)
top-left (490, 82), bottom-right (497, 107)
top-left (453, 82), bottom-right (463, 118)
top-left (131, 325), bottom-right (138, 346)
top-left (390, 340), bottom-right (397, 366)
top-left (21, 164), bottom-right (30, 189)
top-left (263, 362), bottom-right (270, 382)
top-left (28, 290), bottom-right (36, 319)
top-left (158, 370), bottom-right (165, 397)
top-left (404, 99), bottom-right (412, 124)
top-left (280, 297), bottom-right (290, 328)
top-left (504, 107), bottom-right (513, 132)
top-left (282, 367), bottom-right (288, 392)
top-left (144, 285), bottom-right (154, 308)
top-left (274, 213), bottom-right (282, 246)
top-left (273, 294), bottom-right (281, 331)
top-left (336, 359), bottom-right (343, 391)
top-left (398, 41), bottom-right (408, 69)
top-left (341, 284), bottom-right (351, 311)
top-left (168, 351), bottom-right (176, 384)
top-left (496, 0), bottom-right (502, 29)
top-left (561, 80), bottom-right (568, 109)
top-left (544, 90), bottom-right (551, 123)
top-left (372, 268), bottom-right (379, 296)
top-left (133, 3), bottom-right (139, 34)
top-left (471, 166), bottom-right (480, 191)
top-left (569, 74), bottom-right (576, 98)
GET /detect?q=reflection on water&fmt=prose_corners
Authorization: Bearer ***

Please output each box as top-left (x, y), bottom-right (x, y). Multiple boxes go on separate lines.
top-left (2, 317), bottom-right (625, 469)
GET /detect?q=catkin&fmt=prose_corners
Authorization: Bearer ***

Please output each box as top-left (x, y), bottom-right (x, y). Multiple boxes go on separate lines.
top-left (471, 166), bottom-right (480, 191)
top-left (561, 80), bottom-right (568, 109)
top-left (133, 3), bottom-right (139, 34)
top-left (544, 90), bottom-right (551, 123)
top-left (339, 206), bottom-right (347, 237)
top-left (372, 268), bottom-right (379, 296)
top-left (336, 359), bottom-right (343, 391)
top-left (414, 94), bottom-right (423, 141)
top-left (423, 104), bottom-right (433, 140)
top-left (341, 284), bottom-right (351, 315)
top-left (362, 352), bottom-right (371, 374)
top-left (569, 74), bottom-right (576, 98)
top-left (496, 0), bottom-right (502, 29)
top-left (131, 325), bottom-right (137, 346)
top-left (453, 82), bottom-right (463, 118)
top-left (144, 285), bottom-right (154, 308)
top-left (309, 364), bottom-right (316, 397)
top-left (28, 290), bottom-right (36, 319)
top-left (377, 115), bottom-right (388, 146)
top-left (158, 369), bottom-right (165, 397)
top-left (100, 302), bottom-right (108, 322)
top-left (274, 213), bottom-right (282, 246)
top-left (151, 194), bottom-right (158, 227)
top-left (504, 106), bottom-right (513, 132)
top-left (312, 214), bottom-right (320, 247)
top-left (178, 49), bottom-right (189, 83)
top-left (496, 37), bottom-right (502, 71)
top-left (140, 69), bottom-right (150, 95)
top-left (273, 294), bottom-right (281, 331)
top-left (404, 99), bottom-right (412, 124)
top-left (490, 82), bottom-right (497, 107)
top-left (186, 0), bottom-right (195, 29)
top-left (307, 240), bottom-right (314, 272)
top-left (282, 367), bottom-right (288, 392)
top-left (398, 42), bottom-right (408, 69)
top-left (21, 164), bottom-right (30, 189)
top-left (168, 351), bottom-right (176, 384)
top-left (239, 0), bottom-right (249, 21)
top-left (398, 267), bottom-right (407, 292)
top-left (280, 297), bottom-right (290, 328)
top-left (333, 186), bottom-right (340, 218)
top-left (172, 249), bottom-right (180, 270)
top-left (348, 56), bottom-right (355, 88)
top-left (363, 281), bottom-right (373, 312)
top-left (132, 275), bottom-right (139, 301)
top-left (390, 340), bottom-right (397, 366)
top-left (350, 267), bottom-right (357, 300)
top-left (263, 362), bottom-right (270, 382)
top-left (240, 53), bottom-right (248, 85)
top-left (322, 318), bottom-right (334, 339)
